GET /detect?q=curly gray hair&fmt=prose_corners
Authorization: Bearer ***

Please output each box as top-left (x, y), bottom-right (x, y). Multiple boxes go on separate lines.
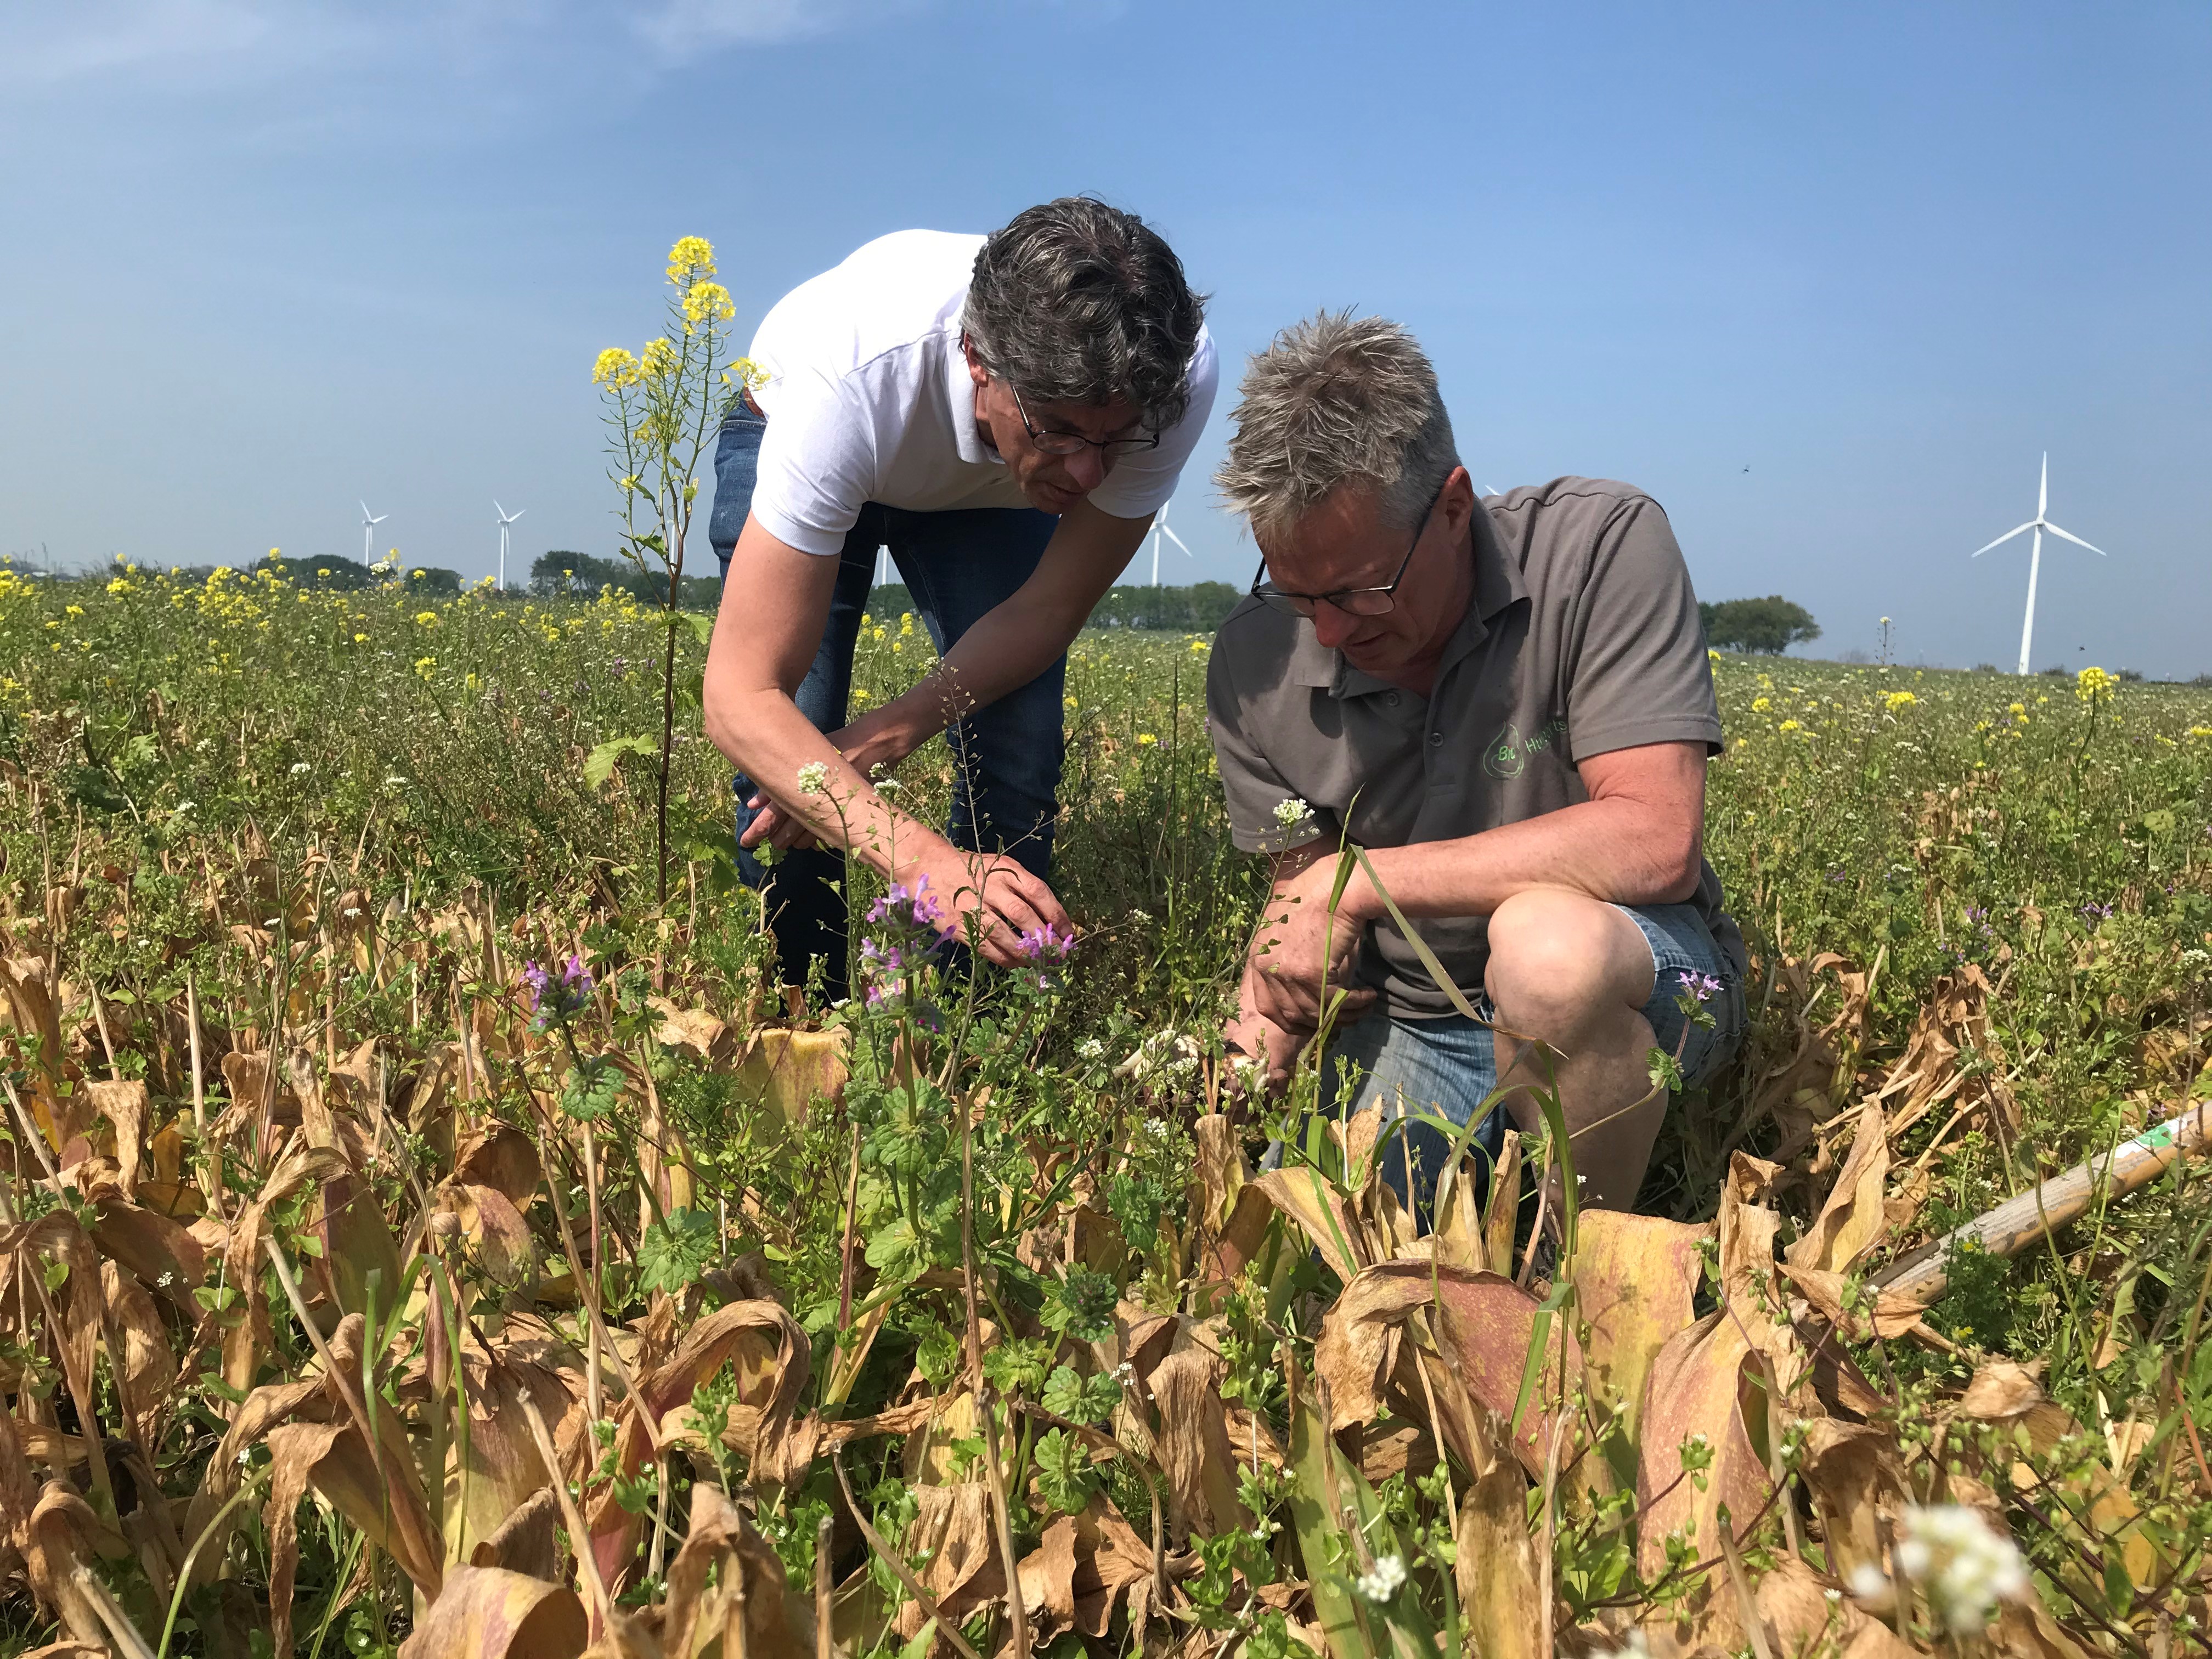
top-left (962, 197), bottom-right (1207, 432)
top-left (1215, 311), bottom-right (1459, 541)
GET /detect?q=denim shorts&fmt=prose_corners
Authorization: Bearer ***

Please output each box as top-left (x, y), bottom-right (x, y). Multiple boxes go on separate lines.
top-left (1310, 901), bottom-right (1747, 1205)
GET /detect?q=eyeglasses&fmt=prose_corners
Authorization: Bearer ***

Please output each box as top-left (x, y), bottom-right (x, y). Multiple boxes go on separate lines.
top-left (1249, 481), bottom-right (1447, 619)
top-left (1009, 383), bottom-right (1160, 460)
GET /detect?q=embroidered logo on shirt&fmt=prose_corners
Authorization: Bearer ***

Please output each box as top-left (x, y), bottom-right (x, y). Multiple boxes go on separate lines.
top-left (1482, 715), bottom-right (1569, 780)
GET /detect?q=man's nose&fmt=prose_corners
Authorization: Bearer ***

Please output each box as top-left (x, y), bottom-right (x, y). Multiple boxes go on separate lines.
top-left (1310, 602), bottom-right (1358, 649)
top-left (1061, 445), bottom-right (1107, 494)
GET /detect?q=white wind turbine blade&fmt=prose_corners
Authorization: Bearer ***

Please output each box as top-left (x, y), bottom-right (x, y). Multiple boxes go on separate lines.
top-left (1970, 522), bottom-right (2036, 558)
top-left (2038, 452), bottom-right (2048, 520)
top-left (494, 500), bottom-right (507, 518)
top-left (2041, 522), bottom-right (2106, 556)
top-left (1160, 525), bottom-right (1193, 558)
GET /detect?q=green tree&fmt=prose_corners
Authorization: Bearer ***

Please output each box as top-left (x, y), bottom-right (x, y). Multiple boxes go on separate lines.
top-left (1700, 595), bottom-right (1820, 656)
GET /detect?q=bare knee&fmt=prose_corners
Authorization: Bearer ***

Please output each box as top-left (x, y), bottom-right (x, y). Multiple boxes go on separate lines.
top-left (1484, 889), bottom-right (1654, 1039)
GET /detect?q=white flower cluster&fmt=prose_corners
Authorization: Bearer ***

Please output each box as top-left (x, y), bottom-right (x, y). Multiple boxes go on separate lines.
top-left (1273, 796), bottom-right (1314, 832)
top-left (796, 760), bottom-right (830, 795)
top-left (1848, 1504), bottom-right (2028, 1634)
top-left (1354, 1554), bottom-right (1406, 1604)
top-left (1113, 1031), bottom-right (1201, 1082)
top-left (1076, 1037), bottom-right (1106, 1061)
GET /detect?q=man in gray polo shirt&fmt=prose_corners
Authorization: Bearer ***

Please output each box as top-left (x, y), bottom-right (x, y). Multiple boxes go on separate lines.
top-left (1208, 312), bottom-right (1746, 1214)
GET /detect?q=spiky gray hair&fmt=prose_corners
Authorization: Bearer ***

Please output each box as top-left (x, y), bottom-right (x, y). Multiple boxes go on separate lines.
top-left (1214, 311), bottom-right (1459, 541)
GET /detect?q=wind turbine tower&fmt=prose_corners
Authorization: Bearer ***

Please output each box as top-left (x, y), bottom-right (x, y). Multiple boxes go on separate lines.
top-left (1968, 454), bottom-right (2109, 676)
top-left (1146, 499), bottom-right (1193, 587)
top-left (495, 501), bottom-right (525, 593)
top-left (360, 502), bottom-right (388, 566)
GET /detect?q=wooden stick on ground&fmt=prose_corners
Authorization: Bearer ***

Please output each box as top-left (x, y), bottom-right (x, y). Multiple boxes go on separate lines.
top-left (1877, 1101), bottom-right (2212, 1305)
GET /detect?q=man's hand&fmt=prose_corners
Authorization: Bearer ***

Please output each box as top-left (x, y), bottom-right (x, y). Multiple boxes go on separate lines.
top-left (1222, 1009), bottom-right (1302, 1102)
top-left (893, 839), bottom-right (1071, 969)
top-left (740, 701), bottom-right (933, 855)
top-left (1245, 851), bottom-right (1376, 1037)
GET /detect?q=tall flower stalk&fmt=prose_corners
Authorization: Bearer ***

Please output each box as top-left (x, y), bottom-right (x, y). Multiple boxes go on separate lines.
top-left (592, 236), bottom-right (762, 904)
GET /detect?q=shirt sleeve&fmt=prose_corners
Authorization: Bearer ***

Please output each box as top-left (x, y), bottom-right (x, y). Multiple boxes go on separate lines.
top-left (746, 371), bottom-right (878, 556)
top-left (1206, 640), bottom-right (1329, 855)
top-left (1562, 495), bottom-right (1725, 761)
top-left (1086, 329), bottom-right (1220, 522)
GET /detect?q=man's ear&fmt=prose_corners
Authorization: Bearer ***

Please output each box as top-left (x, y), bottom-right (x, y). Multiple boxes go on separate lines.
top-left (1440, 466), bottom-right (1479, 535)
top-left (961, 332), bottom-right (990, 391)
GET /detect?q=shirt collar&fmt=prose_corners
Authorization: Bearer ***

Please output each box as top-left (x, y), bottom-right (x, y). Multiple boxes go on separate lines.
top-left (1289, 500), bottom-right (1529, 696)
top-left (943, 324), bottom-right (1003, 470)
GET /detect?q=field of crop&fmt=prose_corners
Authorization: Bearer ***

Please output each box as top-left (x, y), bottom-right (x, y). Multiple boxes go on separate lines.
top-left (2, 556), bottom-right (2211, 1659)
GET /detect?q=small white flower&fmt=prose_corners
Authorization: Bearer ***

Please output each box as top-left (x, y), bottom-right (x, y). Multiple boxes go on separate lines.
top-left (342, 907), bottom-right (362, 919)
top-left (1355, 1554), bottom-right (1406, 1603)
top-left (797, 760), bottom-right (830, 796)
top-left (383, 774), bottom-right (409, 788)
top-left (171, 800), bottom-right (196, 816)
top-left (289, 761), bottom-right (311, 775)
top-left (1077, 1037), bottom-right (1105, 1061)
top-left (1897, 1503), bottom-right (2029, 1634)
top-left (1847, 1562), bottom-right (1890, 1602)
top-left (1128, 908), bottom-right (1153, 924)
top-left (1273, 796), bottom-right (1313, 831)
top-left (261, 917), bottom-right (281, 929)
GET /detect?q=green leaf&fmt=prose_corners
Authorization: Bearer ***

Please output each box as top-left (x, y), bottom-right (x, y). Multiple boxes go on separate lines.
top-left (1040, 1265), bottom-right (1119, 1342)
top-left (1031, 1428), bottom-right (1099, 1515)
top-left (583, 735), bottom-right (659, 788)
top-left (1042, 1364), bottom-right (1122, 1424)
top-left (679, 611), bottom-right (715, 647)
top-left (983, 1337), bottom-right (1053, 1398)
top-left (637, 1206), bottom-right (719, 1297)
top-left (561, 1054), bottom-right (623, 1121)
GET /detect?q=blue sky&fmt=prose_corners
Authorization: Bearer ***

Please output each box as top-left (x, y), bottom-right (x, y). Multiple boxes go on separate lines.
top-left (3, 1), bottom-right (2207, 673)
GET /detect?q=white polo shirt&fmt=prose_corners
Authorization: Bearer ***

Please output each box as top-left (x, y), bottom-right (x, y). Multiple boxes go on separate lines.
top-left (744, 230), bottom-right (1217, 557)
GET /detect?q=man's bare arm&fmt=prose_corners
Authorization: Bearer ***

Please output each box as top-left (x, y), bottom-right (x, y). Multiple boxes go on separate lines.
top-left (1339, 741), bottom-right (1708, 924)
top-left (1239, 742), bottom-right (1708, 1036)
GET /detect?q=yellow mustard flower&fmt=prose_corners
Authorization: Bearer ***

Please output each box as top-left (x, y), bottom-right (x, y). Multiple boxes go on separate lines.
top-left (415, 611), bottom-right (438, 626)
top-left (2075, 665), bottom-right (2115, 703)
top-left (1778, 719), bottom-right (1804, 733)
top-left (1884, 690), bottom-right (1917, 711)
top-left (682, 281), bottom-right (736, 329)
top-left (1137, 732), bottom-right (1158, 747)
top-left (1751, 696), bottom-right (1771, 713)
top-left (640, 337), bottom-right (679, 380)
top-left (592, 347), bottom-right (642, 388)
top-left (667, 236), bottom-right (716, 283)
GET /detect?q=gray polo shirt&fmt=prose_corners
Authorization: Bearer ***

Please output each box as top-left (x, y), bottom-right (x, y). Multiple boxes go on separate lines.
top-left (1206, 476), bottom-right (1744, 1020)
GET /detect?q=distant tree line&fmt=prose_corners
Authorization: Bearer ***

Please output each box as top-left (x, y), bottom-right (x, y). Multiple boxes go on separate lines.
top-left (531, 550), bottom-right (722, 609)
top-left (1701, 595), bottom-right (1820, 655)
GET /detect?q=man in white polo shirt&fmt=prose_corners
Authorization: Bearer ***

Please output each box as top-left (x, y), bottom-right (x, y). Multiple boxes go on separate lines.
top-left (702, 198), bottom-right (1216, 997)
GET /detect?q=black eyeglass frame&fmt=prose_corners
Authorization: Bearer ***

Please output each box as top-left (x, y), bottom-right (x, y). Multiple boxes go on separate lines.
top-left (1248, 478), bottom-right (1449, 619)
top-left (1007, 382), bottom-right (1161, 461)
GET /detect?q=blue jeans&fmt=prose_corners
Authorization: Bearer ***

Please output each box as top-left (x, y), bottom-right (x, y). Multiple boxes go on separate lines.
top-left (1313, 901), bottom-right (1747, 1218)
top-left (709, 403), bottom-right (1065, 999)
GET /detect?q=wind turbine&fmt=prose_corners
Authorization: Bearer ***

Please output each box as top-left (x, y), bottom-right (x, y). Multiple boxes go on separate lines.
top-left (1969, 454), bottom-right (2108, 676)
top-left (1145, 499), bottom-right (1193, 586)
top-left (360, 501), bottom-right (388, 566)
top-left (495, 501), bottom-right (525, 593)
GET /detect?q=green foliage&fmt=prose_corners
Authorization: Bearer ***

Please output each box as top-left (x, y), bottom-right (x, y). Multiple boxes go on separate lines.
top-left (636, 1206), bottom-right (719, 1296)
top-left (1700, 594), bottom-right (1821, 654)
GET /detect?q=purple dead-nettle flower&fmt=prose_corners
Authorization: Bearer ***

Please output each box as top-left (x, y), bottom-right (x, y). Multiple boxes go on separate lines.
top-left (866, 883), bottom-right (911, 927)
top-left (520, 960), bottom-right (552, 1012)
top-left (2079, 902), bottom-right (2113, 924)
top-left (1015, 922), bottom-right (1075, 963)
top-left (1676, 969), bottom-right (1722, 1003)
top-left (907, 875), bottom-right (945, 930)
